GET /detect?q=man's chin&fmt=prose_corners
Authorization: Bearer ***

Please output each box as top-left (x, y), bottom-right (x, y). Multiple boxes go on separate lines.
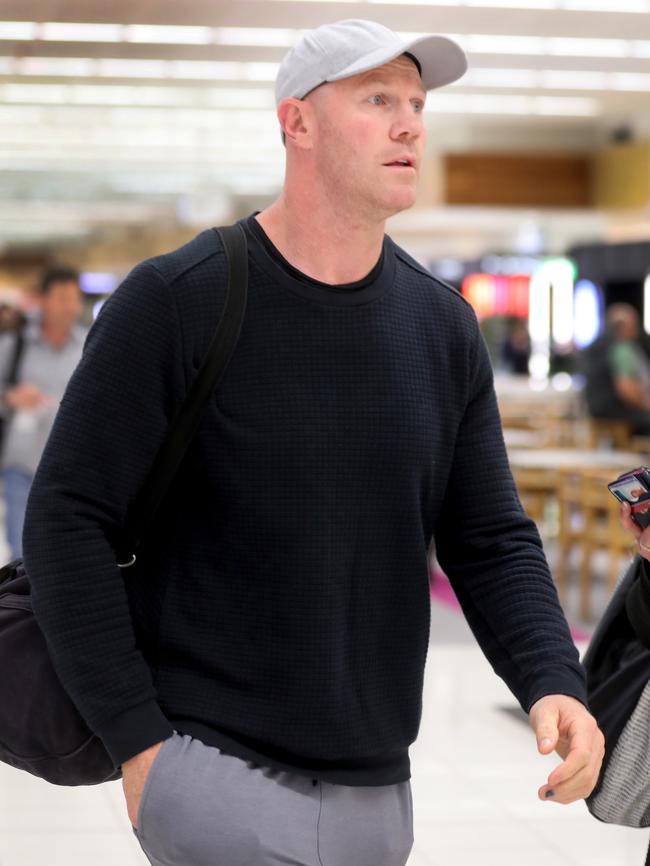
top-left (380, 192), bottom-right (417, 219)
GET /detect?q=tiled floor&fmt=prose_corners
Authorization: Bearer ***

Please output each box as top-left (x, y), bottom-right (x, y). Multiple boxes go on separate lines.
top-left (0, 515), bottom-right (648, 865)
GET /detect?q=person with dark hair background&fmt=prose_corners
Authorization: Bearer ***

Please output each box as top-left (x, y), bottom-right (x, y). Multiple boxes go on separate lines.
top-left (583, 302), bottom-right (650, 435)
top-left (501, 318), bottom-right (531, 375)
top-left (0, 265), bottom-right (85, 557)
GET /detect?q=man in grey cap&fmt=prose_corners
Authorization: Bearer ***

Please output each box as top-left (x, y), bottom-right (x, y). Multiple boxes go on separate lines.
top-left (24, 18), bottom-right (603, 866)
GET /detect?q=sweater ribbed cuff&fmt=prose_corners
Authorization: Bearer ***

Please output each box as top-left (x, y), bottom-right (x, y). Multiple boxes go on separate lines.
top-left (95, 699), bottom-right (174, 767)
top-left (523, 667), bottom-right (589, 715)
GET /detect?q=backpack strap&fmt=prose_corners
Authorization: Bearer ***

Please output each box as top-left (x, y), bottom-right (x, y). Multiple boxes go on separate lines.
top-left (116, 223), bottom-right (248, 567)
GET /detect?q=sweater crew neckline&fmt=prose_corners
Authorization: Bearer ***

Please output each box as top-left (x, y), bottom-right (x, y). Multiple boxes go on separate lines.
top-left (241, 213), bottom-right (394, 307)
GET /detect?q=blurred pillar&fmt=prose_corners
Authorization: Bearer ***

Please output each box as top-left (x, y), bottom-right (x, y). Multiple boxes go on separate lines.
top-left (593, 140), bottom-right (650, 210)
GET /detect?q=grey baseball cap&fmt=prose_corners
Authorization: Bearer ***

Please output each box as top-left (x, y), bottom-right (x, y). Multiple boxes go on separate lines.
top-left (275, 19), bottom-right (467, 104)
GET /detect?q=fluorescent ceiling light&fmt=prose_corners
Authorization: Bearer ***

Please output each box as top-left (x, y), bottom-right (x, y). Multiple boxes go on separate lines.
top-left (461, 69), bottom-right (538, 87)
top-left (466, 0), bottom-right (557, 6)
top-left (6, 56), bottom-right (279, 82)
top-left (631, 42), bottom-right (650, 58)
top-left (39, 22), bottom-right (123, 42)
top-left (1, 20), bottom-right (648, 62)
top-left (534, 95), bottom-right (599, 114)
top-left (124, 25), bottom-right (213, 45)
top-left (370, 0), bottom-right (458, 4)
top-left (425, 92), bottom-right (597, 115)
top-left (18, 57), bottom-right (96, 77)
top-left (96, 59), bottom-right (170, 78)
top-left (0, 147), bottom-right (282, 165)
top-left (214, 28), bottom-right (300, 47)
top-left (0, 83), bottom-right (275, 110)
top-left (548, 37), bottom-right (628, 57)
top-left (0, 129), bottom-right (281, 148)
top-left (541, 70), bottom-right (609, 89)
top-left (448, 33), bottom-right (632, 57)
top-left (0, 21), bottom-right (36, 39)
top-left (297, 0), bottom-right (648, 7)
top-left (457, 66), bottom-right (650, 92)
top-left (613, 72), bottom-right (650, 89)
top-left (563, 0), bottom-right (648, 8)
top-left (462, 35), bottom-right (547, 54)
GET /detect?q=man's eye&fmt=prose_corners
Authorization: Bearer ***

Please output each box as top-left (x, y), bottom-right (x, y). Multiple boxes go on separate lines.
top-left (413, 101), bottom-right (424, 113)
top-left (370, 94), bottom-right (385, 106)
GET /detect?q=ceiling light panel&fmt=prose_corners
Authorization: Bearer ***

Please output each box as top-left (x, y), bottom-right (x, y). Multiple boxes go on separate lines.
top-left (1, 21), bottom-right (648, 64)
top-left (213, 28), bottom-right (299, 47)
top-left (0, 21), bottom-right (36, 39)
top-left (461, 69), bottom-right (538, 87)
top-left (124, 25), bottom-right (213, 45)
top-left (18, 57), bottom-right (97, 76)
top-left (96, 59), bottom-right (170, 78)
top-left (0, 128), bottom-right (281, 149)
top-left (1, 146), bottom-right (282, 165)
top-left (613, 72), bottom-right (650, 89)
top-left (297, 0), bottom-right (649, 7)
top-left (4, 56), bottom-right (280, 82)
top-left (562, 0), bottom-right (649, 9)
top-left (541, 70), bottom-right (609, 88)
top-left (534, 95), bottom-right (599, 114)
top-left (0, 83), bottom-right (275, 110)
top-left (39, 22), bottom-right (124, 42)
top-left (548, 37), bottom-right (628, 57)
top-left (425, 92), bottom-right (598, 115)
top-left (465, 0), bottom-right (557, 7)
top-left (461, 35), bottom-right (547, 54)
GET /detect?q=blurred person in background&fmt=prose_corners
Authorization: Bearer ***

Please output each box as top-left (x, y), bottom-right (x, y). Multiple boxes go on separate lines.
top-left (22, 20), bottom-right (603, 866)
top-left (500, 317), bottom-right (531, 375)
top-left (0, 265), bottom-right (84, 558)
top-left (583, 302), bottom-right (650, 435)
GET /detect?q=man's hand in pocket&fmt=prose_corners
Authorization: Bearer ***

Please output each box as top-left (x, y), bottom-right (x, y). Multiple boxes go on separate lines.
top-left (122, 740), bottom-right (165, 830)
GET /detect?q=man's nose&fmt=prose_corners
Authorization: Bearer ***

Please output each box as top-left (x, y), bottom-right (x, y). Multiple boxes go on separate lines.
top-left (390, 106), bottom-right (424, 142)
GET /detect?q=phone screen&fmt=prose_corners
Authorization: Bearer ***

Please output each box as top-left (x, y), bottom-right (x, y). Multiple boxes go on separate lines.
top-left (609, 474), bottom-right (650, 505)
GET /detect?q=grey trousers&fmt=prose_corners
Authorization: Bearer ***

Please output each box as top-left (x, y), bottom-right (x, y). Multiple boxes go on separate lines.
top-left (133, 732), bottom-right (414, 866)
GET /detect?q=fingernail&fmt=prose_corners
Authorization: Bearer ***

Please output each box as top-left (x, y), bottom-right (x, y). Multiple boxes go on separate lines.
top-left (541, 738), bottom-right (553, 749)
top-left (545, 789), bottom-right (555, 799)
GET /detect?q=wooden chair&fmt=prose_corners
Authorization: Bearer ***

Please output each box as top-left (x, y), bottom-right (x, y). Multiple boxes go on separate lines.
top-left (584, 419), bottom-right (631, 450)
top-left (555, 468), bottom-right (584, 605)
top-left (630, 436), bottom-right (650, 460)
top-left (511, 466), bottom-right (558, 534)
top-left (576, 469), bottom-right (636, 621)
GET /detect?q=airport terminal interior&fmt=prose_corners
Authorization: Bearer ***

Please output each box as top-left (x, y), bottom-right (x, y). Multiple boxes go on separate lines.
top-left (2, 0), bottom-right (650, 864)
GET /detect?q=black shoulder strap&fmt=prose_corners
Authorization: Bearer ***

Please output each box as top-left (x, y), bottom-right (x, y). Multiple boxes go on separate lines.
top-left (5, 329), bottom-right (25, 388)
top-left (117, 223), bottom-right (248, 566)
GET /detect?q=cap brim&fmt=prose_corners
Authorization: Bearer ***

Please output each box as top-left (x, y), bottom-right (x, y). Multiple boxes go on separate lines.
top-left (405, 34), bottom-right (468, 89)
top-left (326, 34), bottom-right (467, 92)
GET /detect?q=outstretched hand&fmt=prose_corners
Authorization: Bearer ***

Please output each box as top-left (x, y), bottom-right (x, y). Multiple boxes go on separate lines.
top-left (529, 694), bottom-right (604, 804)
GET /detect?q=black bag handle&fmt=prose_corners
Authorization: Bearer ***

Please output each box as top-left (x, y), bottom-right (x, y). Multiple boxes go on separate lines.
top-left (116, 223), bottom-right (248, 566)
top-left (6, 330), bottom-right (25, 388)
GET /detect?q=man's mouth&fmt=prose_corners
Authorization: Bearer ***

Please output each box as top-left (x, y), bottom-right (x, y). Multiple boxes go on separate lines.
top-left (384, 158), bottom-right (415, 169)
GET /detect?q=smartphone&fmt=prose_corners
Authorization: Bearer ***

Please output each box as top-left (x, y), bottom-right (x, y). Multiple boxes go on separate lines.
top-left (608, 466), bottom-right (650, 529)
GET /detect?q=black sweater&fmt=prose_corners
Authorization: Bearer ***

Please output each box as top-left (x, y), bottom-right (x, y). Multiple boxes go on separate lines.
top-left (23, 215), bottom-right (587, 786)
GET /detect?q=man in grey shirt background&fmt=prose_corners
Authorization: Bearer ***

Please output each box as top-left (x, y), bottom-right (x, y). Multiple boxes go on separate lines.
top-left (0, 265), bottom-right (85, 557)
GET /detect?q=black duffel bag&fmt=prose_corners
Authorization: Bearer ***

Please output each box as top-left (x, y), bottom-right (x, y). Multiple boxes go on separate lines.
top-left (0, 558), bottom-right (121, 784)
top-left (0, 225), bottom-right (247, 785)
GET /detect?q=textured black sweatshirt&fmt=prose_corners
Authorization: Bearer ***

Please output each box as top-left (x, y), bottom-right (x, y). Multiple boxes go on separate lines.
top-left (23, 215), bottom-right (587, 786)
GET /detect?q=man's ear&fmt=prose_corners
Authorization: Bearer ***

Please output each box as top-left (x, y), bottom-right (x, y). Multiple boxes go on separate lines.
top-left (277, 98), bottom-right (313, 149)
